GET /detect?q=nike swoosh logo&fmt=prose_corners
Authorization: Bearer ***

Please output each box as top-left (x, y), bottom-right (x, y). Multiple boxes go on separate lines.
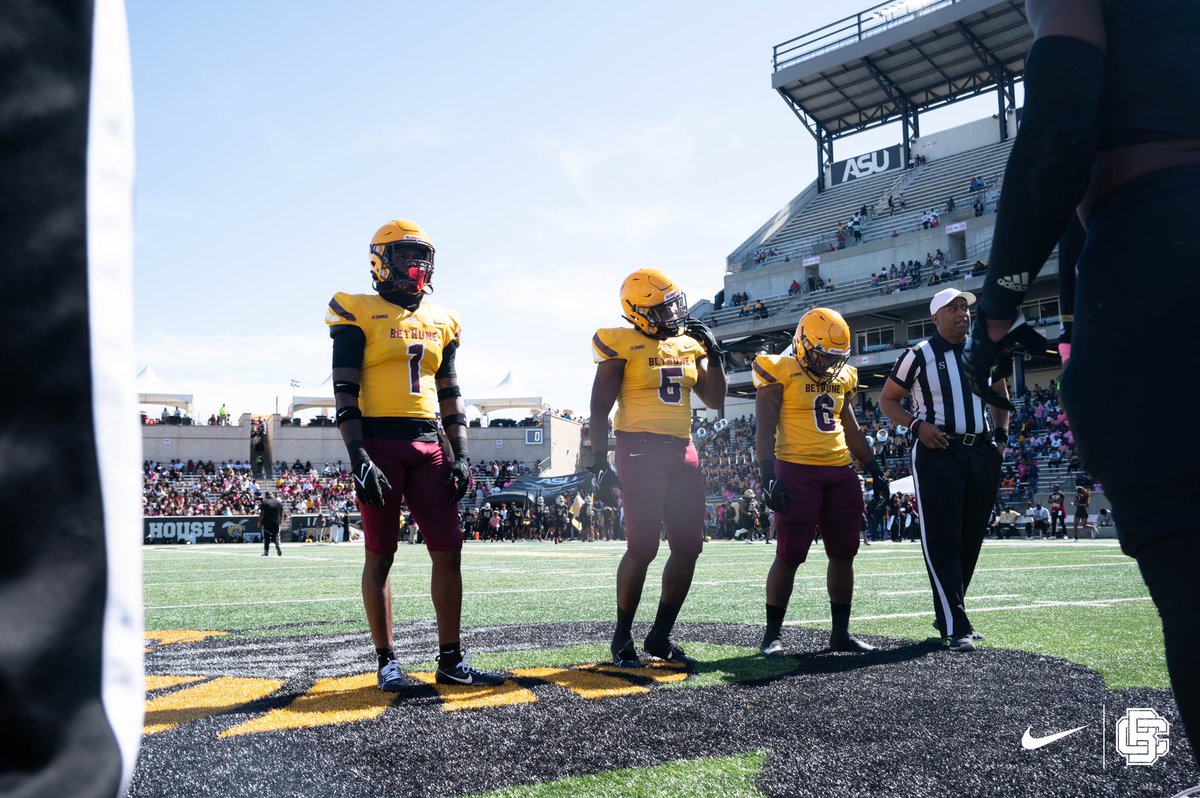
top-left (441, 671), bottom-right (473, 685)
top-left (628, 454), bottom-right (644, 458)
top-left (1021, 725), bottom-right (1087, 750)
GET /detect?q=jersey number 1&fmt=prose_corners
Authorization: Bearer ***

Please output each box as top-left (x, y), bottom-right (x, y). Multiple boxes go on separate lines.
top-left (405, 343), bottom-right (424, 395)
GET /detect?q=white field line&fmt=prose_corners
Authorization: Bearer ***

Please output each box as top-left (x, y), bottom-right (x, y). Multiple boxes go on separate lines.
top-left (146, 559), bottom-right (1142, 610)
top-left (967, 594), bottom-right (1023, 600)
top-left (878, 589), bottom-right (929, 596)
top-left (146, 583), bottom-right (618, 610)
top-left (786, 596), bottom-right (1152, 625)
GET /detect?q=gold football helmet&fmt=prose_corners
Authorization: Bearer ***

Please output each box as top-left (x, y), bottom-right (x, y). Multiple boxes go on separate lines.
top-left (620, 268), bottom-right (687, 339)
top-left (794, 307), bottom-right (851, 379)
top-left (369, 219), bottom-right (435, 298)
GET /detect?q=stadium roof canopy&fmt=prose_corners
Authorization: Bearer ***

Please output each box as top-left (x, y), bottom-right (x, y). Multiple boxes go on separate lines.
top-left (136, 365), bottom-right (192, 411)
top-left (772, 0), bottom-right (1031, 188)
top-left (466, 371), bottom-right (543, 416)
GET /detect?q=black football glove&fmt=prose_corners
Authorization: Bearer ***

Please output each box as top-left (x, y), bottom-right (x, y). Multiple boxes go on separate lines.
top-left (762, 477), bottom-right (794, 513)
top-left (963, 310), bottom-right (1046, 412)
top-left (684, 318), bottom-right (725, 367)
top-left (350, 446), bottom-right (392, 507)
top-left (590, 463), bottom-right (623, 506)
top-left (759, 460), bottom-right (793, 513)
top-left (868, 464), bottom-right (890, 506)
top-left (445, 456), bottom-right (472, 503)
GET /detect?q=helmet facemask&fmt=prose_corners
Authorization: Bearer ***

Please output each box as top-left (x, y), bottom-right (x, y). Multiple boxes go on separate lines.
top-left (372, 241), bottom-right (434, 309)
top-left (797, 330), bottom-right (849, 380)
top-left (629, 291), bottom-right (688, 340)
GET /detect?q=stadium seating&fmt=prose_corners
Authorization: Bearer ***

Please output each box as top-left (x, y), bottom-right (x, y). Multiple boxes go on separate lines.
top-left (732, 138), bottom-right (1016, 270)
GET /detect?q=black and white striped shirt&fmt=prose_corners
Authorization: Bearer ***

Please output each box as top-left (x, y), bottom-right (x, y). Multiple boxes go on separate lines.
top-left (888, 332), bottom-right (987, 435)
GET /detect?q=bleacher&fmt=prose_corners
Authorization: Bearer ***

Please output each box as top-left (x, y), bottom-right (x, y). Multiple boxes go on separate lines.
top-left (732, 138), bottom-right (1016, 271)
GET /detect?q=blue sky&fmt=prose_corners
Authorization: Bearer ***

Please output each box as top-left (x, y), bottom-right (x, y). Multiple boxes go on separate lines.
top-left (129, 1), bottom-right (995, 419)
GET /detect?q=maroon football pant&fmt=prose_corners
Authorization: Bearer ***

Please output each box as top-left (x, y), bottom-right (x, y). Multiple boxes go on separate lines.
top-left (773, 462), bottom-right (864, 566)
top-left (615, 431), bottom-right (705, 564)
top-left (358, 438), bottom-right (462, 556)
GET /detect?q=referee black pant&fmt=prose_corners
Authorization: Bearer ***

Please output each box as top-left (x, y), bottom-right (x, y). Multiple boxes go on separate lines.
top-left (911, 438), bottom-right (1001, 638)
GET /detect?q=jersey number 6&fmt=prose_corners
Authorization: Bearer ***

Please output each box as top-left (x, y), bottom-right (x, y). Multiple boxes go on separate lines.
top-left (813, 392), bottom-right (837, 433)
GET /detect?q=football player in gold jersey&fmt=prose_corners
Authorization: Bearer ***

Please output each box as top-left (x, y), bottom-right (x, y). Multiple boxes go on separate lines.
top-left (589, 268), bottom-right (727, 668)
top-left (326, 219), bottom-right (503, 690)
top-left (753, 307), bottom-right (889, 656)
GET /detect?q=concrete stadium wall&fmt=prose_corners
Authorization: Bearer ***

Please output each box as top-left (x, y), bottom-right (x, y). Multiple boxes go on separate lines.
top-left (142, 415), bottom-right (252, 464)
top-left (264, 412), bottom-right (583, 475)
top-left (910, 116), bottom-right (1007, 165)
top-left (268, 417), bottom-right (345, 467)
top-left (472, 414), bottom-right (582, 476)
top-left (724, 216), bottom-right (997, 301)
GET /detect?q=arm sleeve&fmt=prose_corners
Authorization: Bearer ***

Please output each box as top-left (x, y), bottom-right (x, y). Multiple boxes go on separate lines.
top-left (435, 340), bottom-right (457, 379)
top-left (330, 325), bottom-right (365, 368)
top-left (1056, 213), bottom-right (1084, 343)
top-left (979, 35), bottom-right (1105, 320)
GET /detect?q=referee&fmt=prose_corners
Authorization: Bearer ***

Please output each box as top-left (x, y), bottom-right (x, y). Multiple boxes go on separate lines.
top-left (879, 288), bottom-right (1008, 651)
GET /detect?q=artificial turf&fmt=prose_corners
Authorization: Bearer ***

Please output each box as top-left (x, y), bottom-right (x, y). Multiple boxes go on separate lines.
top-left (133, 539), bottom-right (1198, 797)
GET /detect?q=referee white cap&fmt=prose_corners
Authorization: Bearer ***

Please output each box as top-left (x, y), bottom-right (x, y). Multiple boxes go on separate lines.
top-left (930, 287), bottom-right (977, 316)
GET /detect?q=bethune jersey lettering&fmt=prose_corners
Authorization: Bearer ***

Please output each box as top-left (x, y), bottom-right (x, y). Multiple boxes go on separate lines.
top-left (325, 292), bottom-right (461, 418)
top-left (752, 354), bottom-right (857, 466)
top-left (592, 327), bottom-right (704, 439)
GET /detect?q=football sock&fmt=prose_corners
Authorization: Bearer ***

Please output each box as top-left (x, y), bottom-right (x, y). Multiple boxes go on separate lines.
top-left (831, 602), bottom-right (851, 635)
top-left (614, 607), bottom-right (636, 642)
top-left (438, 642), bottom-right (462, 665)
top-left (376, 646), bottom-right (396, 670)
top-left (764, 603), bottom-right (787, 640)
top-left (646, 602), bottom-right (681, 644)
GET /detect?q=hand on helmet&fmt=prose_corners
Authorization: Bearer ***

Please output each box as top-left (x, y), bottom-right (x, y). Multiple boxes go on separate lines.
top-left (684, 318), bottom-right (725, 365)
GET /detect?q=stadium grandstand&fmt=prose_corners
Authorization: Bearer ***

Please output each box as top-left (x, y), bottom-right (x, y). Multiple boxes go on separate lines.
top-left (141, 0), bottom-right (1095, 536)
top-left (690, 0), bottom-right (1087, 516)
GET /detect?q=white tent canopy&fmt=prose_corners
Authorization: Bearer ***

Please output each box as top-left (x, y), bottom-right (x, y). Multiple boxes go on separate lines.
top-left (466, 371), bottom-right (543, 416)
top-left (290, 373), bottom-right (335, 414)
top-left (136, 365), bottom-right (192, 411)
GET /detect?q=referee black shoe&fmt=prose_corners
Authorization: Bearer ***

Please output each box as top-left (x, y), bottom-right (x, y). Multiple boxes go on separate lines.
top-left (947, 634), bottom-right (976, 653)
top-left (760, 636), bottom-right (785, 658)
top-left (830, 631), bottom-right (877, 653)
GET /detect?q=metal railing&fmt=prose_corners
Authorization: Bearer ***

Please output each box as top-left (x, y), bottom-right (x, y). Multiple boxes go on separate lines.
top-left (773, 0), bottom-right (963, 72)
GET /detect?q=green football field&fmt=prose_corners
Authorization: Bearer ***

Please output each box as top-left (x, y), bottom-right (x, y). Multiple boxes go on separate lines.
top-left (137, 537), bottom-right (1192, 798)
top-left (144, 536), bottom-right (1162, 689)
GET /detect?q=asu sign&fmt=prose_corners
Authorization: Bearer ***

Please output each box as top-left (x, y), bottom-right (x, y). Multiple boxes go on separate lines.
top-left (830, 144), bottom-right (903, 186)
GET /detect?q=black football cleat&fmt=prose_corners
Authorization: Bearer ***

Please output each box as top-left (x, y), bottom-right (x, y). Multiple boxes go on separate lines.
top-left (760, 636), bottom-right (785, 658)
top-left (643, 637), bottom-right (698, 668)
top-left (435, 656), bottom-right (506, 686)
top-left (611, 638), bottom-right (642, 668)
top-left (829, 631), bottom-right (877, 653)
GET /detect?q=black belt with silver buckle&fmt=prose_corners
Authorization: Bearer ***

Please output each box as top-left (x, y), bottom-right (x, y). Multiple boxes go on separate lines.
top-left (943, 432), bottom-right (980, 446)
